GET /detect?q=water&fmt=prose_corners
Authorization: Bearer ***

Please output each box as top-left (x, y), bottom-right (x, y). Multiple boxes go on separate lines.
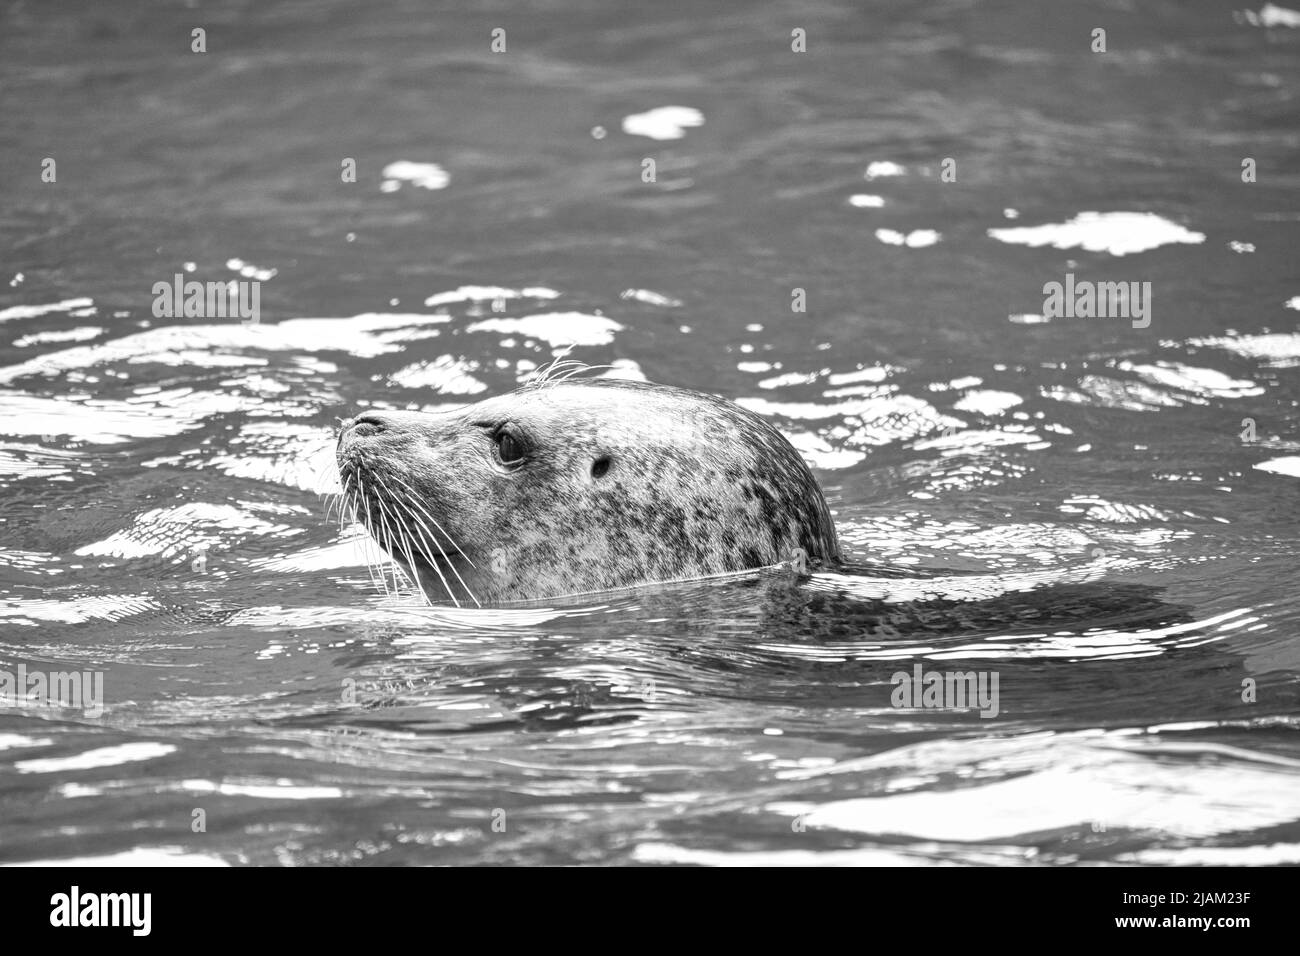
top-left (1, 0), bottom-right (1298, 865)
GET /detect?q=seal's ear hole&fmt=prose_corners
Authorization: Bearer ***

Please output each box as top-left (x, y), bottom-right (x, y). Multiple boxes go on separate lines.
top-left (591, 456), bottom-right (612, 479)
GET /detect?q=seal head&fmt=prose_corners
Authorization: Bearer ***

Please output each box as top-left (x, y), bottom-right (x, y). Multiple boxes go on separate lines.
top-left (335, 378), bottom-right (839, 604)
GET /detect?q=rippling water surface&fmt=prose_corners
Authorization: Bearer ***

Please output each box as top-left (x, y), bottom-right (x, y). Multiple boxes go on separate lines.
top-left (1, 0), bottom-right (1298, 865)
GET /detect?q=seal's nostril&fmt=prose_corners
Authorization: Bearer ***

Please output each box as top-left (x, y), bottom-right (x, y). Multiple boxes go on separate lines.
top-left (349, 412), bottom-right (389, 438)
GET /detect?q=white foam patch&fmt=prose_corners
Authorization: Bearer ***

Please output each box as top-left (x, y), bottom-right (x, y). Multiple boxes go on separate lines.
top-left (225, 601), bottom-right (576, 632)
top-left (785, 432), bottom-right (866, 470)
top-left (748, 394), bottom-right (962, 449)
top-left (0, 298), bottom-right (94, 322)
top-left (1186, 332), bottom-right (1300, 368)
top-left (205, 423), bottom-right (336, 492)
top-left (759, 371), bottom-right (821, 389)
top-left (13, 327), bottom-right (102, 347)
top-left (913, 427), bottom-right (1041, 453)
top-left (466, 312), bottom-right (623, 347)
top-left (769, 734), bottom-right (1300, 841)
top-left (827, 367), bottom-right (890, 386)
top-left (988, 211), bottom-right (1205, 256)
top-left (740, 393), bottom-right (946, 427)
top-left (180, 779), bottom-right (344, 800)
top-left (953, 390), bottom-right (1023, 415)
top-left (4, 847), bottom-right (229, 867)
top-left (864, 161), bottom-right (906, 179)
top-left (1059, 496), bottom-right (1173, 523)
top-left (423, 286), bottom-right (560, 307)
top-left (820, 383), bottom-right (890, 400)
top-left (74, 503), bottom-right (289, 559)
top-left (16, 742), bottom-right (176, 774)
top-left (1241, 4), bottom-right (1300, 27)
top-left (1255, 456), bottom-right (1300, 478)
top-left (805, 558), bottom-right (1107, 607)
top-left (621, 106), bottom-right (704, 140)
top-left (225, 258), bottom-right (277, 281)
top-left (876, 228), bottom-right (941, 248)
top-left (0, 313), bottom-right (451, 384)
top-left (848, 194), bottom-right (885, 208)
top-left (838, 514), bottom-right (1184, 573)
top-left (1116, 843), bottom-right (1300, 866)
top-left (619, 288), bottom-right (683, 307)
top-left (633, 843), bottom-right (923, 867)
top-left (389, 355), bottom-right (489, 394)
top-left (0, 443), bottom-right (81, 480)
top-left (783, 597), bottom-right (1243, 661)
top-left (381, 160), bottom-right (450, 190)
top-left (0, 390), bottom-right (255, 443)
top-left (1124, 361), bottom-right (1262, 400)
top-left (1043, 361), bottom-right (1261, 411)
top-left (0, 594), bottom-right (162, 625)
top-left (0, 734), bottom-right (54, 751)
top-left (596, 358), bottom-right (648, 382)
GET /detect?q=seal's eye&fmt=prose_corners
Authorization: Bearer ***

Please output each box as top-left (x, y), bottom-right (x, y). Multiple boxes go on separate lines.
top-left (591, 456), bottom-right (611, 478)
top-left (495, 429), bottom-right (526, 467)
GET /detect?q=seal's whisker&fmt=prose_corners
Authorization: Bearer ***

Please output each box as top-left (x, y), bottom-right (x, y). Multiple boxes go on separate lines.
top-left (383, 474), bottom-right (480, 603)
top-left (390, 495), bottom-right (465, 607)
top-left (336, 488), bottom-right (354, 532)
top-left (398, 493), bottom-right (482, 605)
top-left (371, 480), bottom-right (414, 599)
top-left (390, 498), bottom-right (440, 571)
top-left (377, 480), bottom-right (464, 607)
top-left (521, 353), bottom-right (620, 391)
top-left (324, 490), bottom-right (349, 528)
top-left (338, 478), bottom-right (362, 536)
top-left (375, 503), bottom-right (404, 596)
top-left (525, 347), bottom-right (592, 389)
top-left (354, 473), bottom-right (393, 597)
top-left (346, 468), bottom-right (449, 604)
top-left (359, 513), bottom-right (390, 596)
top-left (373, 474), bottom-right (435, 605)
top-left (335, 484), bottom-right (350, 524)
top-left (543, 361), bottom-right (586, 381)
top-left (373, 473), bottom-right (451, 606)
top-left (343, 477), bottom-right (365, 535)
top-left (530, 346), bottom-right (575, 383)
top-left (387, 486), bottom-right (481, 608)
top-left (388, 473), bottom-right (481, 573)
top-left (392, 520), bottom-right (428, 603)
top-left (552, 363), bottom-right (613, 383)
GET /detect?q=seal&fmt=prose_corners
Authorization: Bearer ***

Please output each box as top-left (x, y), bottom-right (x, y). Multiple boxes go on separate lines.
top-left (334, 375), bottom-right (840, 604)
